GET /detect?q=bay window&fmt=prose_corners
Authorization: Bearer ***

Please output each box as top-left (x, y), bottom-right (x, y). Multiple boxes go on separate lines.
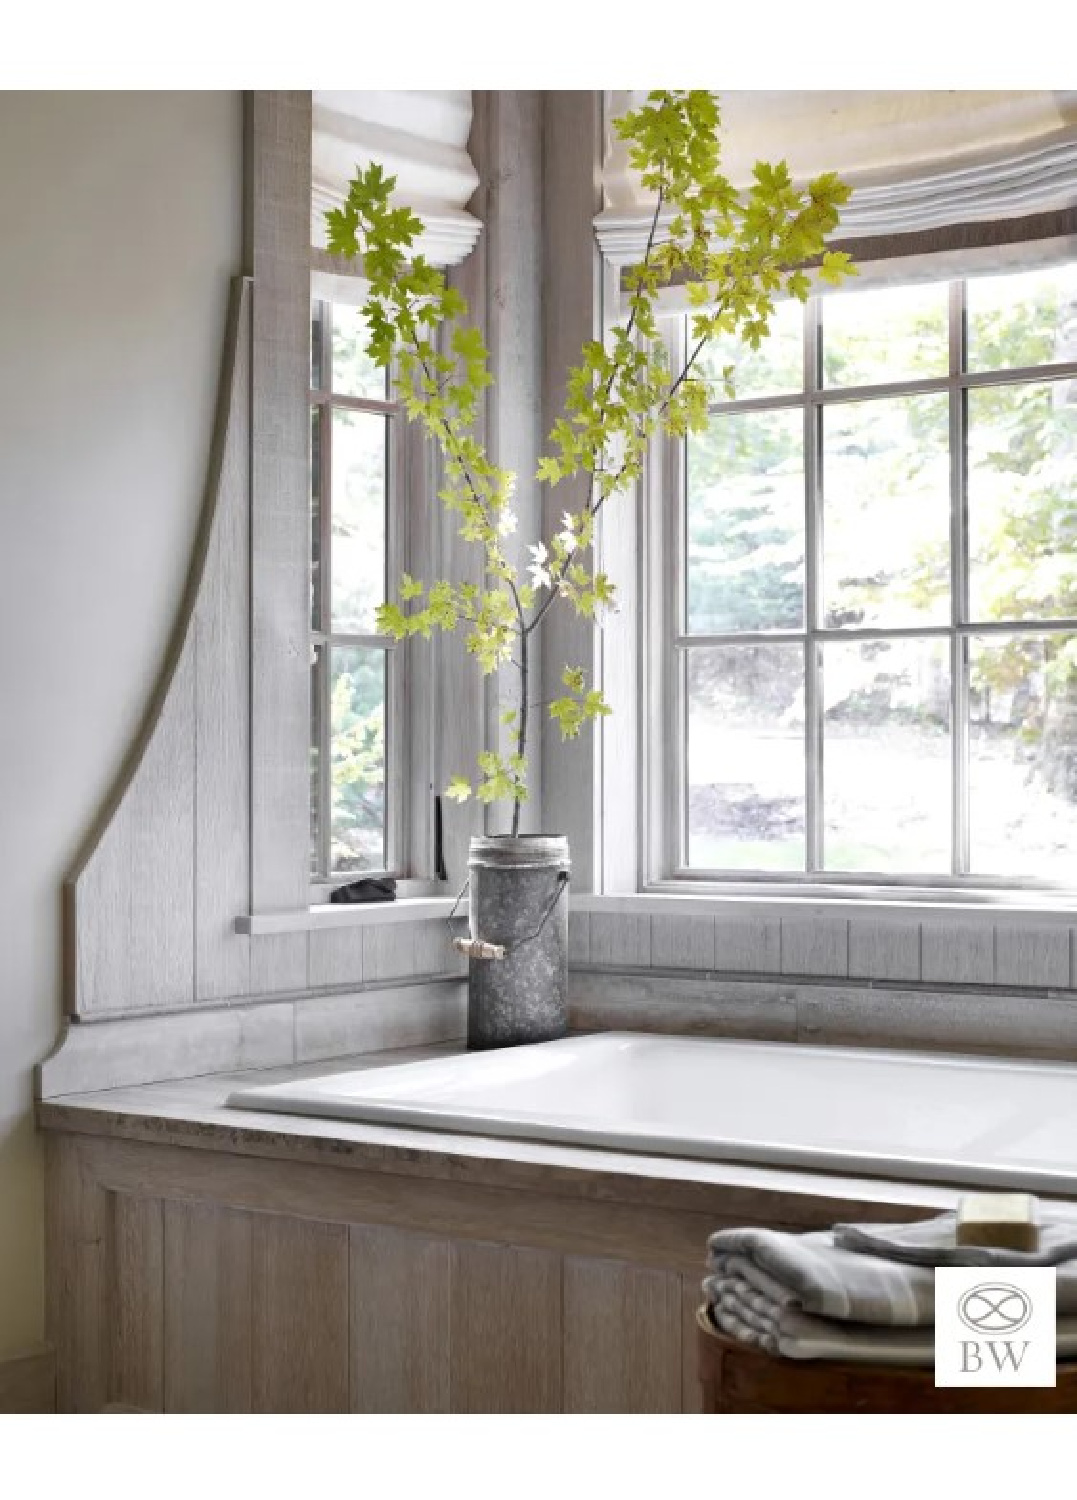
top-left (660, 261), bottom-right (1077, 889)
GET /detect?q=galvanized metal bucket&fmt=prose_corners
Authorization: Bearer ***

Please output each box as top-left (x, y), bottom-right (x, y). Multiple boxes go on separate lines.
top-left (452, 834), bottom-right (570, 1050)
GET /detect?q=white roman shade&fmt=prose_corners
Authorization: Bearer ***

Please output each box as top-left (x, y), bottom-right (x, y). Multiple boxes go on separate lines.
top-left (599, 90), bottom-right (1077, 299)
top-left (312, 90), bottom-right (481, 268)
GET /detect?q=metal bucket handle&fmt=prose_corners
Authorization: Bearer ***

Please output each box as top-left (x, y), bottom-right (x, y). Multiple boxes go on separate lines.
top-left (447, 869), bottom-right (570, 961)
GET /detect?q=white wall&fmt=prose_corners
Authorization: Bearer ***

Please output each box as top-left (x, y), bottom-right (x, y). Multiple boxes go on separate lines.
top-left (0, 91), bottom-right (243, 1360)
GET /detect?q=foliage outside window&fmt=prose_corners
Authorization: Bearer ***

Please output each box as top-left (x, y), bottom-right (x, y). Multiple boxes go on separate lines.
top-left (676, 261), bottom-right (1077, 886)
top-left (310, 299), bottom-right (397, 876)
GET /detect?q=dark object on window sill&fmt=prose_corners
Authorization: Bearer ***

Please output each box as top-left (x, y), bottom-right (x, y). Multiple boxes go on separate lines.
top-left (329, 876), bottom-right (397, 905)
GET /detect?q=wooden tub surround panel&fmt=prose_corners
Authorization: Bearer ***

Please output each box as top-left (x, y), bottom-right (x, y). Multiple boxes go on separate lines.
top-left (41, 1049), bottom-right (981, 1414)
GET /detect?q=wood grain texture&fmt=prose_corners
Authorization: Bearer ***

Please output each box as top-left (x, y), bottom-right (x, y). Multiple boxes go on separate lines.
top-left (63, 279), bottom-right (254, 1018)
top-left (164, 1201), bottom-right (252, 1412)
top-left (994, 921), bottom-right (1070, 990)
top-left (714, 913), bottom-right (782, 974)
top-left (476, 92), bottom-right (544, 825)
top-left (681, 1277), bottom-right (705, 1413)
top-left (363, 920), bottom-right (456, 983)
top-left (563, 1256), bottom-right (682, 1412)
top-left (350, 1225), bottom-right (450, 1412)
top-left (110, 1193), bottom-right (164, 1412)
top-left (780, 915), bottom-right (849, 978)
top-left (75, 642), bottom-right (196, 1014)
top-left (195, 280), bottom-right (252, 1002)
top-left (294, 981), bottom-right (467, 1062)
top-left (37, 1002), bottom-right (296, 1099)
top-left (248, 91), bottom-right (313, 919)
top-left (249, 931), bottom-right (309, 995)
top-left (589, 913), bottom-right (652, 967)
top-left (0, 1348), bottom-right (56, 1413)
top-left (539, 92), bottom-right (602, 889)
top-left (569, 971), bottom-right (797, 1042)
top-left (651, 914), bottom-right (715, 971)
top-left (449, 1240), bottom-right (562, 1411)
top-left (848, 918), bottom-right (921, 982)
top-left (45, 1135), bottom-right (111, 1412)
top-left (307, 924), bottom-right (366, 989)
top-left (568, 911), bottom-right (591, 965)
top-left (921, 921), bottom-right (995, 985)
top-left (251, 1214), bottom-right (349, 1412)
top-left (797, 984), bottom-right (1077, 1062)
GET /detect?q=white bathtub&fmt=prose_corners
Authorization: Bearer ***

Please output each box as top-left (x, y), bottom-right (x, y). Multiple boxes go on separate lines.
top-left (227, 1031), bottom-right (1077, 1194)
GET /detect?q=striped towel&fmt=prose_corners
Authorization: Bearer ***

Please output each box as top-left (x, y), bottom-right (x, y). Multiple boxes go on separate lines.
top-left (705, 1213), bottom-right (1077, 1363)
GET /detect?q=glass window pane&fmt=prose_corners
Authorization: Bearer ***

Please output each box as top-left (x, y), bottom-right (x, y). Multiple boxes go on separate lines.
top-left (696, 298), bottom-right (803, 401)
top-left (823, 283), bottom-right (949, 387)
top-left (822, 395), bottom-right (950, 629)
top-left (331, 301), bottom-right (386, 400)
top-left (686, 409), bottom-right (804, 633)
top-left (311, 301), bottom-right (325, 390)
top-left (331, 410), bottom-right (387, 634)
top-left (967, 262), bottom-right (1077, 373)
top-left (310, 406), bottom-right (322, 631)
top-left (969, 633), bottom-right (1077, 884)
top-left (310, 642), bottom-right (323, 874)
top-left (687, 644), bottom-right (805, 870)
top-left (330, 646), bottom-right (386, 873)
top-left (823, 638), bottom-right (951, 873)
top-left (967, 382), bottom-right (1077, 623)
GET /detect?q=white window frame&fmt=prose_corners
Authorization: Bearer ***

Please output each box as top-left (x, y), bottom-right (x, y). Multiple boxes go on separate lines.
top-left (644, 271), bottom-right (1077, 902)
top-left (309, 294), bottom-right (408, 886)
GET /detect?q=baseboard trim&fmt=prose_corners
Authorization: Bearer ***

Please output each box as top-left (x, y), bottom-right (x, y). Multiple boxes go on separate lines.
top-left (0, 1346), bottom-right (56, 1413)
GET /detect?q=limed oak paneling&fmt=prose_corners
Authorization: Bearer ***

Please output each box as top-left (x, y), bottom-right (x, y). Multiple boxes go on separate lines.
top-left (449, 1241), bottom-right (562, 1412)
top-left (350, 1225), bottom-right (450, 1412)
top-left (251, 1215), bottom-right (349, 1412)
top-left (563, 1256), bottom-right (682, 1412)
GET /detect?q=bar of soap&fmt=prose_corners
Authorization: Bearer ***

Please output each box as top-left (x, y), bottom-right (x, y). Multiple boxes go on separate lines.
top-left (957, 1192), bottom-right (1040, 1253)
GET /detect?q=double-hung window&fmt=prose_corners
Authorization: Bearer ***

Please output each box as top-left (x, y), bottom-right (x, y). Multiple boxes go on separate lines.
top-left (309, 297), bottom-right (402, 879)
top-left (661, 260), bottom-right (1077, 889)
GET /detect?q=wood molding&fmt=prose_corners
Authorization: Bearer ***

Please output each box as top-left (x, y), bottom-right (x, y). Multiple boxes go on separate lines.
top-left (0, 1347), bottom-right (57, 1414)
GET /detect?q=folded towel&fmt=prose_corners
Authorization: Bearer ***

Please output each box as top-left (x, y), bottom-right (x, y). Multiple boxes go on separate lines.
top-left (834, 1209), bottom-right (1077, 1267)
top-left (707, 1225), bottom-right (1077, 1327)
top-left (703, 1277), bottom-right (1077, 1365)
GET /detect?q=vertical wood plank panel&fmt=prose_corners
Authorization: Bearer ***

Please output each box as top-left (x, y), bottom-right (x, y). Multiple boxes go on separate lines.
top-left (251, 1215), bottom-right (349, 1412)
top-left (77, 642), bottom-right (196, 1013)
top-left (714, 913), bottom-right (781, 974)
top-left (46, 1137), bottom-right (110, 1412)
top-left (196, 282), bottom-right (252, 1001)
top-left (568, 911), bottom-right (591, 965)
top-left (449, 1241), bottom-right (562, 1412)
top-left (589, 914), bottom-right (652, 967)
top-left (350, 1225), bottom-right (450, 1412)
top-left (110, 1194), bottom-right (164, 1412)
top-left (681, 1276), bottom-right (705, 1413)
top-left (848, 919), bottom-right (922, 982)
top-left (164, 1202), bottom-right (252, 1412)
top-left (308, 925), bottom-right (366, 989)
top-left (563, 1256), bottom-right (682, 1412)
top-left (249, 92), bottom-right (313, 919)
top-left (780, 916), bottom-right (849, 978)
top-left (651, 915), bottom-right (715, 971)
top-left (249, 931), bottom-right (309, 995)
top-left (921, 922), bottom-right (995, 985)
top-left (994, 923), bottom-right (1070, 990)
top-left (540, 92), bottom-right (602, 889)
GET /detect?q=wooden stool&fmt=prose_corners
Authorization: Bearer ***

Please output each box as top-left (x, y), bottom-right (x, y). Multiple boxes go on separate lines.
top-left (697, 1306), bottom-right (1077, 1413)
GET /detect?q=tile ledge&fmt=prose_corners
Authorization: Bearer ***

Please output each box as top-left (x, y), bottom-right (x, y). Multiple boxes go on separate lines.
top-left (576, 891), bottom-right (1077, 926)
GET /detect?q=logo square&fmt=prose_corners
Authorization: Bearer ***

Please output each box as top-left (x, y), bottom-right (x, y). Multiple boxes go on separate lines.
top-left (935, 1267), bottom-right (1056, 1387)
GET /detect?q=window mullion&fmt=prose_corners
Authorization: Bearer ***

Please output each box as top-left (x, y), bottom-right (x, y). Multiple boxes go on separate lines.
top-left (949, 280), bottom-right (970, 877)
top-left (804, 297), bottom-right (823, 874)
top-left (318, 301), bottom-right (335, 879)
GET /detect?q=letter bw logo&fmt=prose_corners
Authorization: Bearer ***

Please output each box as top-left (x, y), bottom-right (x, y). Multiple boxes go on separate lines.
top-left (936, 1268), bottom-right (1056, 1388)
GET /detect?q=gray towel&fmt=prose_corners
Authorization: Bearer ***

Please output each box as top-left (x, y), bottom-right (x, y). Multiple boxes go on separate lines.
top-left (707, 1224), bottom-right (1077, 1327)
top-left (834, 1210), bottom-right (1077, 1267)
top-left (703, 1276), bottom-right (1077, 1365)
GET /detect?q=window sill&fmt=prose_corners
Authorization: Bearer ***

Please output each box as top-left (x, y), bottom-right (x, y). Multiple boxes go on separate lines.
top-left (577, 889), bottom-right (1077, 927)
top-left (236, 896), bottom-right (457, 936)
